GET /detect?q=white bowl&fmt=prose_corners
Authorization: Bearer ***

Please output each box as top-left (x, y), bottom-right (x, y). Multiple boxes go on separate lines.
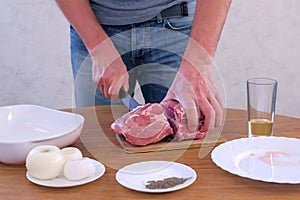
top-left (0, 105), bottom-right (84, 164)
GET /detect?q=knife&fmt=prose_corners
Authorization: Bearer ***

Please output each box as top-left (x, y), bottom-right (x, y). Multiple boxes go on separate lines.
top-left (119, 87), bottom-right (140, 110)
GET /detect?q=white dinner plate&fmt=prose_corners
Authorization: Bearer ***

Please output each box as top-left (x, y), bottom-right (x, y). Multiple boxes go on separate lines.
top-left (211, 136), bottom-right (300, 184)
top-left (115, 161), bottom-right (197, 193)
top-left (26, 159), bottom-right (105, 187)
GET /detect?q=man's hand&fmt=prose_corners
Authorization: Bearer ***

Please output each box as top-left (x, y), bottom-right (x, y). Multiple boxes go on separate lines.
top-left (90, 39), bottom-right (129, 100)
top-left (162, 40), bottom-right (224, 132)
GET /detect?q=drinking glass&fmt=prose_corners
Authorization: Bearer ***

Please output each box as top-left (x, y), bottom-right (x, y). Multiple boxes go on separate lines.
top-left (247, 78), bottom-right (278, 137)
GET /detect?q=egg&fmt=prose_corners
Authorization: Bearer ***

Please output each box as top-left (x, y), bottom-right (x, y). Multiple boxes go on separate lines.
top-left (63, 158), bottom-right (96, 181)
top-left (61, 147), bottom-right (83, 161)
top-left (26, 145), bottom-right (66, 180)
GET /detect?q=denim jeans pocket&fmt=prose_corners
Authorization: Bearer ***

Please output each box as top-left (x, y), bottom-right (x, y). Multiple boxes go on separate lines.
top-left (164, 17), bottom-right (193, 31)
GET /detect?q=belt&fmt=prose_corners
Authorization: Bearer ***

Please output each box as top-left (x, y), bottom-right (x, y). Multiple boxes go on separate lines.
top-left (160, 2), bottom-right (189, 18)
top-left (149, 2), bottom-right (189, 23)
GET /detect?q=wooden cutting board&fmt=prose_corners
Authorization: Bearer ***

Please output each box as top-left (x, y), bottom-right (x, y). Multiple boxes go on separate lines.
top-left (116, 131), bottom-right (227, 153)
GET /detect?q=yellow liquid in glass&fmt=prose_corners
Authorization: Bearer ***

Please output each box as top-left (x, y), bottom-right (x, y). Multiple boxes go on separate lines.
top-left (248, 118), bottom-right (273, 136)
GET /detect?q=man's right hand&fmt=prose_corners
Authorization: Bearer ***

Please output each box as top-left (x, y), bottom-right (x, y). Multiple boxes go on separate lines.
top-left (90, 39), bottom-right (129, 100)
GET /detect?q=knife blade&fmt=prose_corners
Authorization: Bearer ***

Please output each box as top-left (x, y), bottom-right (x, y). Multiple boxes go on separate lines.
top-left (119, 87), bottom-right (140, 110)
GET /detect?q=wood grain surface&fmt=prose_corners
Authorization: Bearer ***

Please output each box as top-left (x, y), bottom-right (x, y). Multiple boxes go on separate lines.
top-left (1, 106), bottom-right (300, 200)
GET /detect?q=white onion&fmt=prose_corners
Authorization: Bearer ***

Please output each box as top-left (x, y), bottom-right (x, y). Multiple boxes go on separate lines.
top-left (63, 158), bottom-right (95, 181)
top-left (26, 145), bottom-right (65, 180)
top-left (61, 147), bottom-right (83, 161)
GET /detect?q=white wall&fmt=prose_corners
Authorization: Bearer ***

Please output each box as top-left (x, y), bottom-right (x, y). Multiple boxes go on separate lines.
top-left (215, 0), bottom-right (300, 118)
top-left (1, 0), bottom-right (300, 118)
top-left (0, 0), bottom-right (73, 109)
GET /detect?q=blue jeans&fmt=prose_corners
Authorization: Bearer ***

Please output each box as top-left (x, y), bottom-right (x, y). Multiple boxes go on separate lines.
top-left (70, 1), bottom-right (195, 107)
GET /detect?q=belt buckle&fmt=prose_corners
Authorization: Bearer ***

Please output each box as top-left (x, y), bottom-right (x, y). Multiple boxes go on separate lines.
top-left (161, 2), bottom-right (189, 18)
top-left (181, 2), bottom-right (189, 17)
top-left (154, 2), bottom-right (189, 23)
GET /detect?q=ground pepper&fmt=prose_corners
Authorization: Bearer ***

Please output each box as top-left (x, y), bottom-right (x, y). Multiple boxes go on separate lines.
top-left (145, 177), bottom-right (191, 189)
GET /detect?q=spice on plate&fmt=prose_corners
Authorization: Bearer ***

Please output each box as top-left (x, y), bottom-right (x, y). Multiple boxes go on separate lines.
top-left (145, 177), bottom-right (191, 189)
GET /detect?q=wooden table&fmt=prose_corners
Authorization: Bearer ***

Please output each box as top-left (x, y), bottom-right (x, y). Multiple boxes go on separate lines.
top-left (1, 106), bottom-right (300, 200)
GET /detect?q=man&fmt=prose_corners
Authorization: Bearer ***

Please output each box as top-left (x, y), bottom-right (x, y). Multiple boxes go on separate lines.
top-left (55, 0), bottom-right (231, 132)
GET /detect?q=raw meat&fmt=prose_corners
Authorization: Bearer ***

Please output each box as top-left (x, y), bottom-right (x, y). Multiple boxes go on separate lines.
top-left (111, 101), bottom-right (207, 146)
top-left (161, 100), bottom-right (207, 141)
top-left (111, 103), bottom-right (173, 146)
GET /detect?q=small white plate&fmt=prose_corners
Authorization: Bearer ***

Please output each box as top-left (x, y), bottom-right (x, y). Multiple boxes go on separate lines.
top-left (211, 136), bottom-right (300, 184)
top-left (115, 161), bottom-right (197, 193)
top-left (26, 159), bottom-right (105, 187)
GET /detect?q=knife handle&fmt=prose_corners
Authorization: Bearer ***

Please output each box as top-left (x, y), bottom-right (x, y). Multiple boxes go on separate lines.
top-left (119, 87), bottom-right (128, 99)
